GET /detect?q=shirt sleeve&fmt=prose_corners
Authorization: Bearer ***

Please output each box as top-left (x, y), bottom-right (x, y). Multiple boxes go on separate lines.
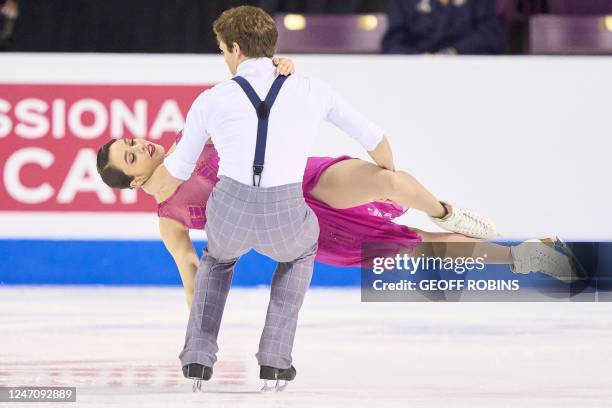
top-left (314, 79), bottom-right (385, 151)
top-left (163, 91), bottom-right (211, 180)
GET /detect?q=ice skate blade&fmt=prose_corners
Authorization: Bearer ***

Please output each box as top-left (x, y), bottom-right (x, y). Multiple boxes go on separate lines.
top-left (552, 237), bottom-right (588, 281)
top-left (276, 380), bottom-right (288, 392)
top-left (260, 379), bottom-right (288, 393)
top-left (192, 378), bottom-right (203, 392)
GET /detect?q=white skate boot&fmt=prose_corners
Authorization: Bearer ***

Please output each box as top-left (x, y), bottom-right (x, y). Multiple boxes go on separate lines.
top-left (429, 201), bottom-right (499, 239)
top-left (510, 238), bottom-right (583, 283)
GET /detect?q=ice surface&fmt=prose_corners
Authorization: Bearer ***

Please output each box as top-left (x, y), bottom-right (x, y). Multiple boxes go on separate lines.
top-left (1, 286), bottom-right (611, 407)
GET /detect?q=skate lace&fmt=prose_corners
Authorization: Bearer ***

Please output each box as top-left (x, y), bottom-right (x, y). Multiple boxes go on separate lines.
top-left (528, 247), bottom-right (571, 278)
top-left (456, 209), bottom-right (490, 235)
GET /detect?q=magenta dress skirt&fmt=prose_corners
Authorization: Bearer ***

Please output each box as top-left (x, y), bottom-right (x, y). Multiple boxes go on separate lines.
top-left (158, 141), bottom-right (422, 268)
top-left (302, 156), bottom-right (421, 267)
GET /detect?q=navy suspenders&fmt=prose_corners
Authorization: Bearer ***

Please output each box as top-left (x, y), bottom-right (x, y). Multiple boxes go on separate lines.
top-left (232, 74), bottom-right (288, 187)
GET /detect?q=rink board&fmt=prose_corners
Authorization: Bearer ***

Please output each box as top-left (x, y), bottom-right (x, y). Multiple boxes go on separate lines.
top-left (0, 239), bottom-right (359, 286)
top-left (1, 54), bottom-right (612, 286)
top-left (2, 239), bottom-right (611, 289)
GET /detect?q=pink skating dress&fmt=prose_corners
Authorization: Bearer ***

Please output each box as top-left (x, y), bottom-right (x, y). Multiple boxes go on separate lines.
top-left (157, 136), bottom-right (421, 267)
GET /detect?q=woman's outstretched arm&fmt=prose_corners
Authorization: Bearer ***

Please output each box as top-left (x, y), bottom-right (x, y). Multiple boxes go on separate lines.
top-left (159, 217), bottom-right (199, 309)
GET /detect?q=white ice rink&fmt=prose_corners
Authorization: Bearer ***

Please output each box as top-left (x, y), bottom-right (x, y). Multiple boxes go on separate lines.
top-left (1, 286), bottom-right (611, 408)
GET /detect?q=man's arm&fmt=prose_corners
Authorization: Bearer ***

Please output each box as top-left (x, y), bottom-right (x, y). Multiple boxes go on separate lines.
top-left (316, 79), bottom-right (396, 171)
top-left (144, 134), bottom-right (215, 196)
top-left (159, 217), bottom-right (199, 309)
top-left (163, 92), bottom-right (211, 181)
top-left (367, 135), bottom-right (395, 171)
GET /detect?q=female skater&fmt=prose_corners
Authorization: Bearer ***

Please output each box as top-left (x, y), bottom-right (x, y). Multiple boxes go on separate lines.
top-left (97, 140), bottom-right (578, 307)
top-left (96, 63), bottom-right (579, 307)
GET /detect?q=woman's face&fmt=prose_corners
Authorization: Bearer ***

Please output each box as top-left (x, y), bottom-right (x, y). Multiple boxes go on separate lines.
top-left (108, 138), bottom-right (166, 187)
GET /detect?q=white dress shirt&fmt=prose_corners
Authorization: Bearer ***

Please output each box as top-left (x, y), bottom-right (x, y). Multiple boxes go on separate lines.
top-left (164, 58), bottom-right (384, 186)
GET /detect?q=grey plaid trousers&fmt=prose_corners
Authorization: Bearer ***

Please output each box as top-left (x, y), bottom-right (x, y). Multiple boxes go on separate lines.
top-left (179, 176), bottom-right (320, 369)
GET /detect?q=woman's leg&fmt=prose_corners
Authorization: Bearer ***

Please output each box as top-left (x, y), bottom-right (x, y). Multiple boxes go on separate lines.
top-left (309, 158), bottom-right (512, 265)
top-left (411, 228), bottom-right (513, 265)
top-left (412, 230), bottom-right (579, 283)
top-left (310, 159), bottom-right (577, 281)
top-left (310, 158), bottom-right (446, 218)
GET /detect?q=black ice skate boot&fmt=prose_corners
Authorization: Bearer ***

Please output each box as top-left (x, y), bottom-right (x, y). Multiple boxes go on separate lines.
top-left (259, 365), bottom-right (296, 392)
top-left (183, 363), bottom-right (213, 392)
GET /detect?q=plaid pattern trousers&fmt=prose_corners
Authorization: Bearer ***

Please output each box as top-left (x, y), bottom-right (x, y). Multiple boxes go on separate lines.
top-left (179, 176), bottom-right (320, 369)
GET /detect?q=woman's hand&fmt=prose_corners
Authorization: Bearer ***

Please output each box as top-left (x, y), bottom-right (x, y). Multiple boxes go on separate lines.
top-left (272, 56), bottom-right (295, 76)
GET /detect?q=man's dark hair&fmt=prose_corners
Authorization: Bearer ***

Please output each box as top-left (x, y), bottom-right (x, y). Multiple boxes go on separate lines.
top-left (96, 139), bottom-right (134, 189)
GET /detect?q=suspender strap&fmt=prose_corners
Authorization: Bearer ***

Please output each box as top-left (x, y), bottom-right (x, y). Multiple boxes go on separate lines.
top-left (232, 74), bottom-right (288, 186)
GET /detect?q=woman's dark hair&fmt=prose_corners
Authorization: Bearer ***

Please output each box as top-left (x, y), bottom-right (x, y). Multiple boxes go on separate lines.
top-left (96, 139), bottom-right (134, 189)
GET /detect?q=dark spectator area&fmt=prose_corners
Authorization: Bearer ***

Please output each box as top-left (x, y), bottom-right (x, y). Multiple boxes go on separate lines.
top-left (1, 0), bottom-right (612, 54)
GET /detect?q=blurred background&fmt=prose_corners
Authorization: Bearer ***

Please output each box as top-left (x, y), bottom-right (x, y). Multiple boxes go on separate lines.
top-left (2, 0), bottom-right (612, 55)
top-left (1, 0), bottom-right (611, 286)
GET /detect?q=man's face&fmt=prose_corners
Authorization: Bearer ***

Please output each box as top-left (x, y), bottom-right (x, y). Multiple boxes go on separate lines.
top-left (108, 138), bottom-right (165, 188)
top-left (219, 40), bottom-right (240, 75)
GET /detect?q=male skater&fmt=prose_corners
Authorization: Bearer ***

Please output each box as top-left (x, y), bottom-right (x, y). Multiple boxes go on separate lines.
top-left (149, 5), bottom-right (404, 391)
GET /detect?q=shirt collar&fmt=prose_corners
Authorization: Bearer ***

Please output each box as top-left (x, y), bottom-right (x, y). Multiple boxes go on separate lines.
top-left (235, 57), bottom-right (274, 77)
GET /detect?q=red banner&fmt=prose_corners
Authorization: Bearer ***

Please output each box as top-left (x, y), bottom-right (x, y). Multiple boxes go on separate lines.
top-left (0, 83), bottom-right (211, 212)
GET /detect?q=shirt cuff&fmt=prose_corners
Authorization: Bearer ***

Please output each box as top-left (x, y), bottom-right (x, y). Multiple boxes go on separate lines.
top-left (163, 155), bottom-right (195, 181)
top-left (361, 124), bottom-right (385, 151)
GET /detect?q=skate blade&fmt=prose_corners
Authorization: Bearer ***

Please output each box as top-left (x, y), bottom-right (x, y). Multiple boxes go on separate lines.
top-left (552, 237), bottom-right (588, 281)
top-left (536, 237), bottom-right (584, 283)
top-left (191, 378), bottom-right (204, 392)
top-left (276, 380), bottom-right (288, 392)
top-left (260, 379), bottom-right (288, 393)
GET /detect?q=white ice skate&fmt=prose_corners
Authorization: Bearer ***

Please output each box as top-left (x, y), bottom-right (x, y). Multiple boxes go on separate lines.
top-left (429, 201), bottom-right (499, 239)
top-left (510, 238), bottom-right (583, 283)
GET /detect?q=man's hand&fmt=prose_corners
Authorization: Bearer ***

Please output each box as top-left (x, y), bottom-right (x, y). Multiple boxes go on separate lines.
top-left (368, 135), bottom-right (395, 172)
top-left (272, 56), bottom-right (295, 76)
